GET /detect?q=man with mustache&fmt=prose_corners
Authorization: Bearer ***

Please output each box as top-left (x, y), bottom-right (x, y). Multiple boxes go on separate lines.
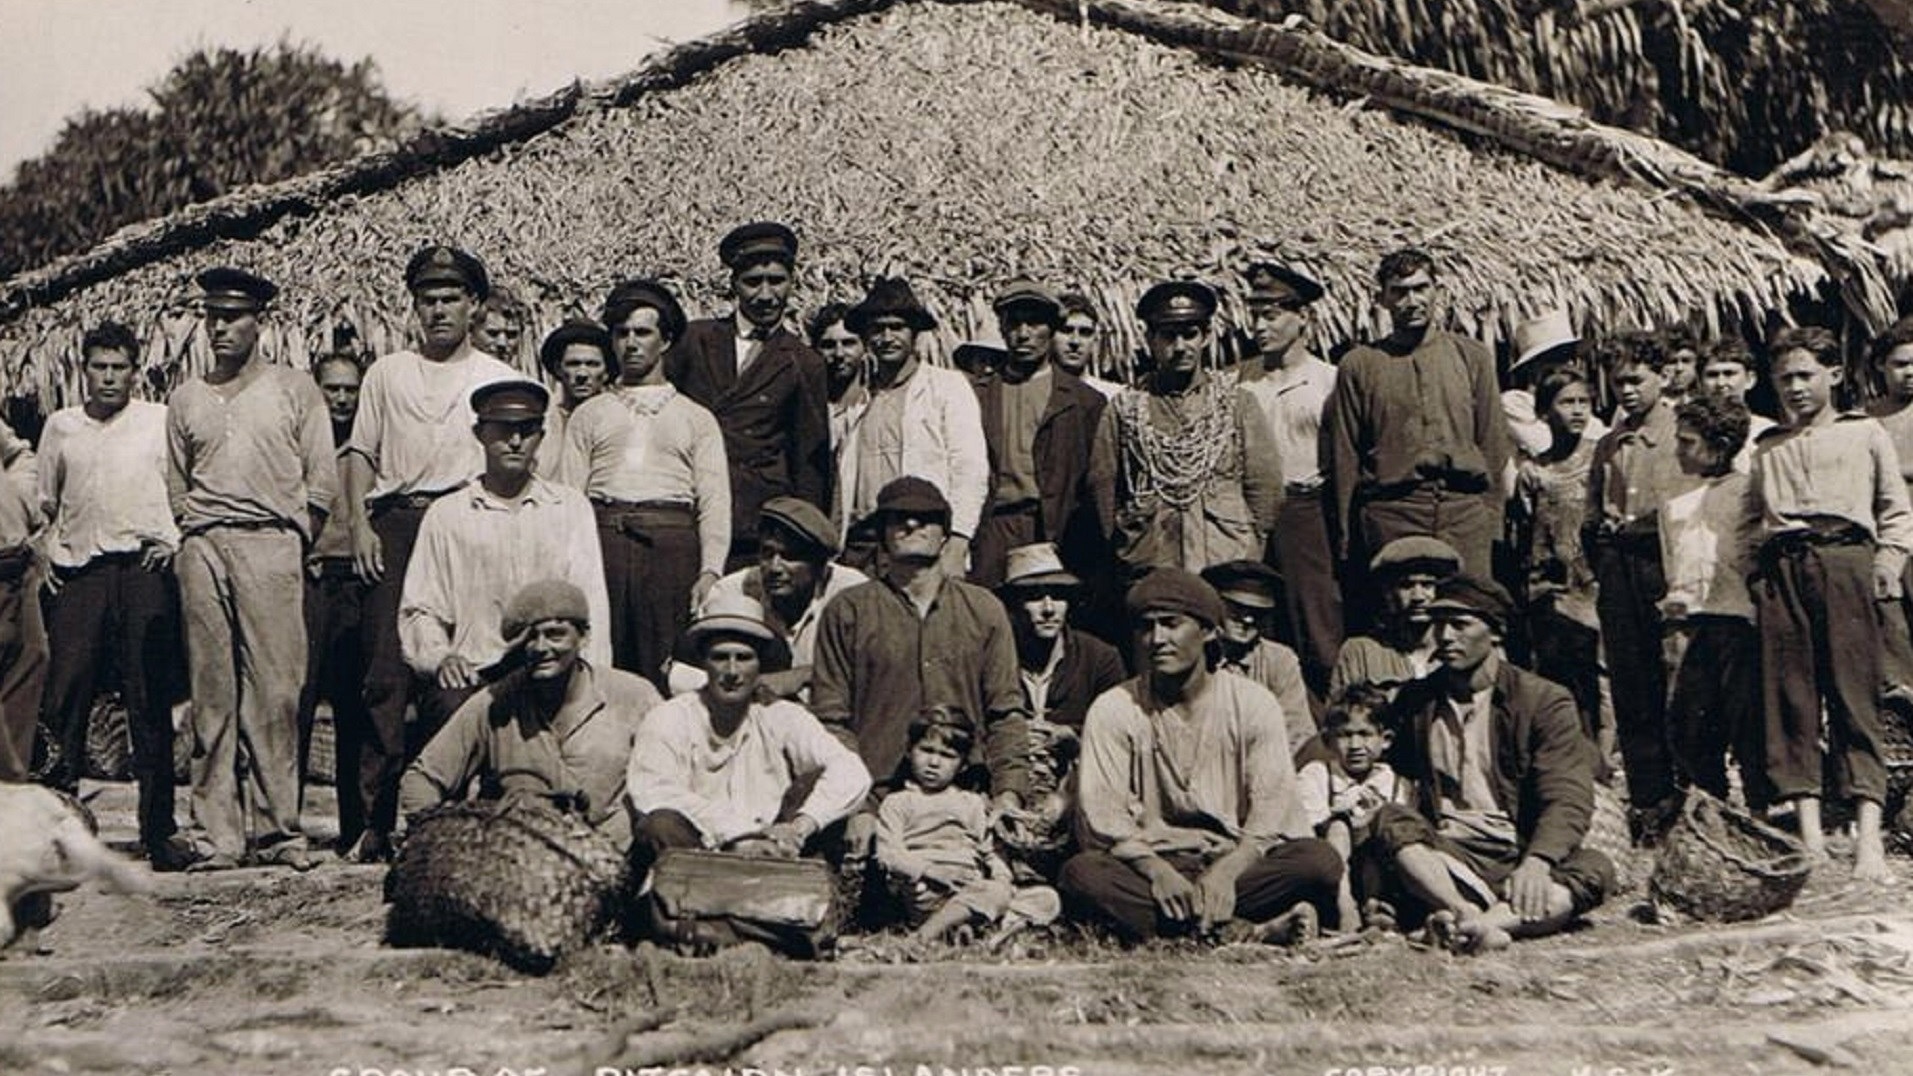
top-left (1329, 536), bottom-right (1462, 702)
top-left (166, 267), bottom-right (338, 871)
top-left (339, 245), bottom-right (519, 862)
top-left (399, 579), bottom-right (660, 856)
top-left (399, 381), bottom-right (611, 735)
top-left (1324, 248), bottom-right (1510, 610)
top-left (665, 222), bottom-right (832, 571)
top-left (969, 279), bottom-right (1108, 589)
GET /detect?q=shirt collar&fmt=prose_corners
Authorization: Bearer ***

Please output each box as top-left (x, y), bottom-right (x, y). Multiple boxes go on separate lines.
top-left (466, 475), bottom-right (558, 510)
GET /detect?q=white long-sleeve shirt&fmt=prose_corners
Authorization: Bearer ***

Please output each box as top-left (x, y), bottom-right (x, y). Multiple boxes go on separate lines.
top-left (39, 401), bottom-right (179, 566)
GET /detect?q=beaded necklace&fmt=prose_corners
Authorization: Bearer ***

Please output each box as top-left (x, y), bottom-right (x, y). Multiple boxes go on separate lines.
top-left (1113, 373), bottom-right (1241, 509)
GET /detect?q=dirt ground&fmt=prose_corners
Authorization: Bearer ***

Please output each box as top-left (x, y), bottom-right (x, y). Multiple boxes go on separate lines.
top-left (6, 782), bottom-right (1913, 1076)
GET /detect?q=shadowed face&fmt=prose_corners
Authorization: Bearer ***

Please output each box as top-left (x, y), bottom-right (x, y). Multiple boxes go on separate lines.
top-left (701, 637), bottom-right (762, 707)
top-left (476, 418), bottom-right (543, 481)
top-left (1378, 269), bottom-right (1437, 333)
top-left (1011, 584), bottom-right (1072, 642)
top-left (758, 531), bottom-right (823, 603)
top-left (472, 311), bottom-right (523, 359)
top-left (1545, 380), bottom-right (1592, 441)
top-left (1608, 362), bottom-right (1665, 418)
top-left (1432, 612), bottom-right (1497, 675)
top-left (861, 314), bottom-right (916, 369)
top-left (816, 320), bottom-right (865, 385)
top-left (1247, 286), bottom-right (1307, 358)
top-left (1145, 321), bottom-right (1209, 377)
top-left (732, 259), bottom-right (793, 331)
top-left (557, 344), bottom-right (610, 406)
top-left (1382, 571), bottom-right (1442, 627)
top-left (1699, 358), bottom-right (1754, 403)
top-left (1881, 344), bottom-right (1913, 403)
top-left (204, 307), bottom-right (261, 364)
top-left (316, 360), bottom-right (363, 426)
top-left (999, 308), bottom-right (1055, 368)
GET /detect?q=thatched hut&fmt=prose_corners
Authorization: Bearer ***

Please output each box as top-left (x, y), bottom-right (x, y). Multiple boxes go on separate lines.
top-left (0, 0), bottom-right (1870, 412)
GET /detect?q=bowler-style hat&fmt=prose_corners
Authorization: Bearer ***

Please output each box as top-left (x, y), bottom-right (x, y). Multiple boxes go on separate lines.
top-left (196, 266), bottom-right (278, 312)
top-left (538, 319), bottom-right (620, 383)
top-left (846, 277), bottom-right (938, 335)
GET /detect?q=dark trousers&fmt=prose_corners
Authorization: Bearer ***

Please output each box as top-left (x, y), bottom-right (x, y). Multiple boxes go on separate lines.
top-left (359, 503), bottom-right (429, 840)
top-left (1756, 542), bottom-right (1887, 803)
top-left (1592, 539), bottom-right (1672, 810)
top-left (969, 501), bottom-right (1041, 590)
top-left (1058, 840), bottom-right (1342, 941)
top-left (40, 555), bottom-right (177, 846)
top-left (298, 561), bottom-right (369, 842)
top-left (1530, 607), bottom-right (1601, 747)
top-left (1269, 488), bottom-right (1341, 695)
top-left (0, 555), bottom-right (46, 783)
top-left (1666, 615), bottom-right (1765, 807)
top-left (597, 503), bottom-right (700, 693)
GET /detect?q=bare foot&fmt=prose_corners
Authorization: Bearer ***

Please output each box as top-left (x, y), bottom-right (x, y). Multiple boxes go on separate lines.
top-left (1335, 899), bottom-right (1363, 935)
top-left (1854, 842), bottom-right (1891, 884)
top-left (1422, 908), bottom-right (1460, 951)
top-left (1454, 914), bottom-right (1513, 954)
top-left (1245, 903), bottom-right (1320, 946)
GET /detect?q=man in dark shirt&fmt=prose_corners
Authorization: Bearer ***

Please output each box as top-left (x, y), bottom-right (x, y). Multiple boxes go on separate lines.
top-left (1324, 248), bottom-right (1510, 612)
top-left (664, 222), bottom-right (831, 570)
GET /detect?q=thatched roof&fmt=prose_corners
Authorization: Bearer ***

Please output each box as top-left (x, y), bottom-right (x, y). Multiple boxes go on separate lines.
top-left (0, 0), bottom-right (1847, 408)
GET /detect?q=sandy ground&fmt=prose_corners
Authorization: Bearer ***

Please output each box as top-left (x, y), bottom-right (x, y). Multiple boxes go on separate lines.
top-left (6, 781), bottom-right (1913, 1076)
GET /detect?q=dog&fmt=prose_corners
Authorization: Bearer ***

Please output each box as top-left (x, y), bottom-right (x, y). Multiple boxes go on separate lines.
top-left (0, 782), bottom-right (152, 948)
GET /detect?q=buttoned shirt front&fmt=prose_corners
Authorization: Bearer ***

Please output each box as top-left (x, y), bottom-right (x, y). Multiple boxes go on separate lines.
top-left (1239, 354), bottom-right (1336, 488)
top-left (40, 401), bottom-right (179, 567)
top-left (166, 363), bottom-right (337, 540)
top-left (1748, 411), bottom-right (1913, 577)
top-left (1590, 399), bottom-right (1692, 529)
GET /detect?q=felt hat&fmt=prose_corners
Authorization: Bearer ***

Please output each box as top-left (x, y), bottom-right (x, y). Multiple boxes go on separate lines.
top-left (718, 221), bottom-right (799, 269)
top-left (1136, 280), bottom-right (1218, 327)
top-left (758, 496), bottom-right (839, 557)
top-left (846, 277), bottom-right (937, 335)
top-left (404, 244), bottom-right (490, 298)
top-left (1000, 543), bottom-right (1081, 591)
top-left (1368, 536), bottom-right (1463, 580)
top-left (1243, 261), bottom-right (1325, 306)
top-left (196, 266), bottom-right (278, 312)
top-left (992, 277), bottom-right (1063, 322)
top-left (538, 318), bottom-right (620, 383)
top-left (1510, 309), bottom-right (1580, 373)
top-left (600, 277), bottom-right (687, 342)
top-left (677, 592), bottom-right (792, 673)
top-left (872, 475), bottom-right (951, 521)
top-left (1125, 567), bottom-right (1228, 628)
top-left (952, 341), bottom-right (1009, 377)
top-left (1200, 559), bottom-right (1282, 610)
top-left (470, 379), bottom-right (550, 423)
top-left (500, 579), bottom-right (591, 640)
top-left (1424, 573), bottom-right (1514, 633)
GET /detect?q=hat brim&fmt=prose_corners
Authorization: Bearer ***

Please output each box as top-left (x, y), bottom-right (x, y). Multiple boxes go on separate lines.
top-left (675, 619), bottom-right (793, 673)
top-left (1000, 569), bottom-right (1083, 591)
top-left (1424, 599), bottom-right (1501, 626)
top-left (1510, 337), bottom-right (1581, 372)
top-left (847, 309), bottom-right (937, 335)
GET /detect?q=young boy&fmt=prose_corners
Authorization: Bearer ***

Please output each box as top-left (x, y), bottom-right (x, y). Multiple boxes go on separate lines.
top-left (874, 709), bottom-right (1060, 944)
top-left (1693, 338), bottom-right (1776, 472)
top-left (1748, 327), bottom-right (1913, 882)
top-left (1659, 395), bottom-right (1764, 808)
top-left (1587, 332), bottom-right (1693, 839)
top-left (1296, 684), bottom-right (1406, 930)
top-left (1866, 318), bottom-right (1913, 700)
top-left (1660, 326), bottom-right (1700, 410)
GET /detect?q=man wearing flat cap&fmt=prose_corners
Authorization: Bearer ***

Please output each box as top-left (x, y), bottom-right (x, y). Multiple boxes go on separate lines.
top-left (555, 286), bottom-right (729, 693)
top-left (167, 266), bottom-right (338, 871)
top-left (1088, 280), bottom-right (1284, 583)
top-left (1201, 559), bottom-right (1314, 755)
top-left (1369, 573), bottom-right (1612, 952)
top-left (1330, 535), bottom-right (1462, 701)
top-left (399, 578), bottom-right (662, 855)
top-left (1324, 248), bottom-right (1510, 600)
top-left (534, 316), bottom-right (618, 480)
top-left (1231, 261), bottom-right (1343, 696)
top-left (969, 278), bottom-right (1109, 590)
top-left (665, 496), bottom-right (870, 701)
top-left (1063, 567), bottom-right (1341, 943)
top-left (628, 592), bottom-right (871, 871)
top-left (399, 379), bottom-right (612, 742)
top-left (339, 244), bottom-right (519, 862)
top-left (665, 222), bottom-right (832, 571)
top-left (836, 276), bottom-right (988, 577)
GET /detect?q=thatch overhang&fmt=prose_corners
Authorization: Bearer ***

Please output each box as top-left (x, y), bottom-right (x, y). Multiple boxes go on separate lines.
top-left (0, 0), bottom-right (1848, 408)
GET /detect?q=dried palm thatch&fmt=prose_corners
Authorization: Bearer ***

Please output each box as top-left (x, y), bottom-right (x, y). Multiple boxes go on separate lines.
top-left (1208, 0), bottom-right (1913, 179)
top-left (0, 0), bottom-right (1842, 407)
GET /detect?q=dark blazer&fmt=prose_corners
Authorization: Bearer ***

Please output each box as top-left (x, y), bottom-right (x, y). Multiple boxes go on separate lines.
top-left (973, 366), bottom-right (1108, 569)
top-left (665, 318), bottom-right (832, 538)
top-left (1021, 627), bottom-right (1127, 730)
top-left (1386, 658), bottom-right (1596, 865)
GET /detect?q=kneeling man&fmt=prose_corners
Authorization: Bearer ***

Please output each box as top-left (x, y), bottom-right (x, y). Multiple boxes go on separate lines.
top-left (1371, 574), bottom-right (1612, 952)
top-left (628, 593), bottom-right (871, 874)
top-left (1061, 568), bottom-right (1340, 942)
top-left (399, 579), bottom-right (663, 854)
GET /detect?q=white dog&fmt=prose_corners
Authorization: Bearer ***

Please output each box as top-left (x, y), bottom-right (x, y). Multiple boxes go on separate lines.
top-left (0, 782), bottom-right (152, 947)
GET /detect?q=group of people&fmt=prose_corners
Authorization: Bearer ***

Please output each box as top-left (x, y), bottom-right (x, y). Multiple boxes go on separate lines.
top-left (4, 216), bottom-right (1907, 957)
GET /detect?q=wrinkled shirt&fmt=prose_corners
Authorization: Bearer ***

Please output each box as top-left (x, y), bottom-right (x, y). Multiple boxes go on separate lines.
top-left (1659, 472), bottom-right (1755, 622)
top-left (166, 364), bottom-right (337, 540)
top-left (40, 401), bottom-right (179, 566)
top-left (1589, 400), bottom-right (1693, 530)
top-left (1746, 411), bottom-right (1913, 579)
top-left (345, 348), bottom-right (518, 499)
top-left (1238, 354), bottom-right (1335, 487)
top-left (556, 384), bottom-right (732, 575)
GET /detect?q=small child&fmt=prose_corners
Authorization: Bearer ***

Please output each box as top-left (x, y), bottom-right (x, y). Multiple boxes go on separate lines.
top-left (1296, 684), bottom-right (1406, 930)
top-left (875, 709), bottom-right (1060, 943)
top-left (1659, 395), bottom-right (1764, 809)
top-left (1748, 327), bottom-right (1913, 882)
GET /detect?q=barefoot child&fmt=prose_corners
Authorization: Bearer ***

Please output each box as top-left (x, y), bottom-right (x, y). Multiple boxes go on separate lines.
top-left (875, 709), bottom-right (1060, 943)
top-left (1296, 684), bottom-right (1406, 929)
top-left (1748, 327), bottom-right (1913, 882)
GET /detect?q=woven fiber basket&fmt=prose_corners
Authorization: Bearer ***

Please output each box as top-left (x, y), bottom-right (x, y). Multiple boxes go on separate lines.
top-left (82, 692), bottom-right (194, 784)
top-left (1649, 791), bottom-right (1810, 922)
top-left (385, 796), bottom-right (631, 973)
top-left (1580, 780), bottom-right (1649, 894)
top-left (306, 709), bottom-right (336, 785)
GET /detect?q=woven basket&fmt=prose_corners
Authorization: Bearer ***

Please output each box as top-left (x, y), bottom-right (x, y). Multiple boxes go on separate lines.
top-left (306, 709), bottom-right (337, 785)
top-left (83, 693), bottom-right (133, 781)
top-left (1649, 791), bottom-right (1811, 922)
top-left (385, 796), bottom-right (631, 973)
top-left (1580, 780), bottom-right (1649, 894)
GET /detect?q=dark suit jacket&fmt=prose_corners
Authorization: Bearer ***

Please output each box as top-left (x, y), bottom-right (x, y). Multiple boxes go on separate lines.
top-left (665, 318), bottom-right (832, 539)
top-left (1020, 627), bottom-right (1127, 731)
top-left (974, 366), bottom-right (1108, 570)
top-left (1386, 658), bottom-right (1596, 865)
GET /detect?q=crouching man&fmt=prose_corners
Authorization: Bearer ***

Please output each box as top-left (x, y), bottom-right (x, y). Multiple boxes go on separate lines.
top-left (1370, 574), bottom-right (1613, 952)
top-left (398, 579), bottom-right (662, 854)
top-left (627, 593), bottom-right (871, 877)
top-left (1060, 568), bottom-right (1341, 943)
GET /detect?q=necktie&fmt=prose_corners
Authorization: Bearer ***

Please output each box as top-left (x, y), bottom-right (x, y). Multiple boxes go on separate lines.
top-left (739, 327), bottom-right (768, 376)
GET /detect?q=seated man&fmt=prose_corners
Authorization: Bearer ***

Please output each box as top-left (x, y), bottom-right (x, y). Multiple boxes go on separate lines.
top-left (1061, 568), bottom-right (1341, 943)
top-left (398, 579), bottom-right (662, 854)
top-left (1329, 536), bottom-right (1462, 701)
top-left (665, 496), bottom-right (868, 699)
top-left (1369, 574), bottom-right (1613, 952)
top-left (628, 593), bottom-right (872, 875)
top-left (1199, 559), bottom-right (1315, 753)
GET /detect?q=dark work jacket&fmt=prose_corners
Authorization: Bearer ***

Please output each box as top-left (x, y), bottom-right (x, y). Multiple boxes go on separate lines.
top-left (665, 318), bottom-right (832, 537)
top-left (1020, 627), bottom-right (1127, 730)
top-left (1385, 658), bottom-right (1596, 865)
top-left (974, 365), bottom-right (1108, 570)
